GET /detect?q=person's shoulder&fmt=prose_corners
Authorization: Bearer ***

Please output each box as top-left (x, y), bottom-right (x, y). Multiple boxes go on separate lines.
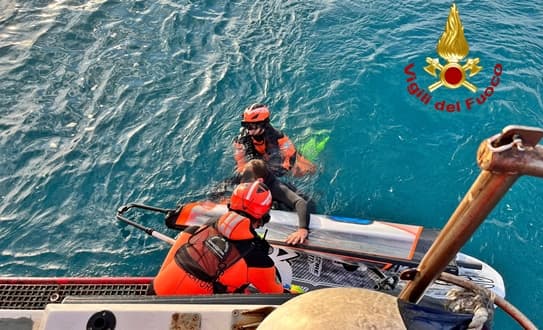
top-left (272, 126), bottom-right (294, 141)
top-left (266, 126), bottom-right (285, 139)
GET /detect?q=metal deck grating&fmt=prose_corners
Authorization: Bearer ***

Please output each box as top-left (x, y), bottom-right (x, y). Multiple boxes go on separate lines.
top-left (0, 281), bottom-right (151, 310)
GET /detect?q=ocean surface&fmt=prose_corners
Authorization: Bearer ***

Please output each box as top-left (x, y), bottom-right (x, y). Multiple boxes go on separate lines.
top-left (1, 0), bottom-right (542, 328)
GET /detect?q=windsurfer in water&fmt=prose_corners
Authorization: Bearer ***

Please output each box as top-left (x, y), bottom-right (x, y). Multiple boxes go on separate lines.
top-left (149, 181), bottom-right (288, 295)
top-left (240, 159), bottom-right (310, 245)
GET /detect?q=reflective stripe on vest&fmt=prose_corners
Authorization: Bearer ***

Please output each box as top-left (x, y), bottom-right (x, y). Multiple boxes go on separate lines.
top-left (217, 213), bottom-right (246, 239)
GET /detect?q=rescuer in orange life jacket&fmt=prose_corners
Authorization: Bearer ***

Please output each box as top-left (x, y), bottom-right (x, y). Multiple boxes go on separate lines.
top-left (231, 104), bottom-right (316, 245)
top-left (148, 180), bottom-right (288, 295)
top-left (233, 103), bottom-right (316, 178)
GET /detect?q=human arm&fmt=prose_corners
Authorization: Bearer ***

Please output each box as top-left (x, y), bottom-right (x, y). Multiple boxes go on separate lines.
top-left (241, 238), bottom-right (285, 293)
top-left (233, 136), bottom-right (248, 173)
top-left (276, 134), bottom-right (297, 174)
top-left (291, 153), bottom-right (317, 177)
top-left (270, 182), bottom-right (310, 245)
top-left (276, 133), bottom-right (316, 177)
top-left (247, 264), bottom-right (284, 293)
top-left (233, 131), bottom-right (261, 173)
top-left (285, 228), bottom-right (308, 245)
top-left (285, 194), bottom-right (309, 245)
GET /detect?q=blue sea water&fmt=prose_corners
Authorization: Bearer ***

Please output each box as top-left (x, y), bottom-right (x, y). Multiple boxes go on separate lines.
top-left (1, 0), bottom-right (542, 328)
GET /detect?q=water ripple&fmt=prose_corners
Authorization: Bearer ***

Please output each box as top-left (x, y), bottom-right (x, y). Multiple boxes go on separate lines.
top-left (1, 1), bottom-right (542, 327)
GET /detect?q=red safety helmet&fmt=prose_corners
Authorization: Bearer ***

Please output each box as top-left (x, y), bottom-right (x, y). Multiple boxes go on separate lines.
top-left (241, 104), bottom-right (270, 124)
top-left (230, 180), bottom-right (272, 220)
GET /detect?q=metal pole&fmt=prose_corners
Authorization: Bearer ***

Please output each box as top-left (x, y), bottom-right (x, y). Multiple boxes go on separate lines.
top-left (398, 170), bottom-right (518, 302)
top-left (399, 125), bottom-right (543, 303)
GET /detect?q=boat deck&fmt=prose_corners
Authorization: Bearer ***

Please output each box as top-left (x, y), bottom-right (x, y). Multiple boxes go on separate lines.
top-left (0, 277), bottom-right (152, 310)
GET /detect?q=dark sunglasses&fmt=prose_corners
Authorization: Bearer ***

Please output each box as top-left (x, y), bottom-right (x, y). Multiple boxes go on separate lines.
top-left (242, 122), bottom-right (265, 130)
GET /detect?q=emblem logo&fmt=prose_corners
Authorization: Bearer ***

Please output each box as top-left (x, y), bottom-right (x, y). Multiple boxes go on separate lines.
top-left (403, 3), bottom-right (503, 113)
top-left (424, 4), bottom-right (482, 92)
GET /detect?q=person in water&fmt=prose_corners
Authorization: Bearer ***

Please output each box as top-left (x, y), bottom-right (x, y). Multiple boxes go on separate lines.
top-left (233, 103), bottom-right (316, 178)
top-left (241, 159), bottom-right (310, 245)
top-left (149, 180), bottom-right (286, 295)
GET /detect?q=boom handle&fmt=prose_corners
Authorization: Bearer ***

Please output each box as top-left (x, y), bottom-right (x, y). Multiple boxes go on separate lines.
top-left (116, 203), bottom-right (176, 245)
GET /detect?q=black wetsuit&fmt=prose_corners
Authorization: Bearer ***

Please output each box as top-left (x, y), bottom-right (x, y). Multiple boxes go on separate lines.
top-left (264, 175), bottom-right (310, 230)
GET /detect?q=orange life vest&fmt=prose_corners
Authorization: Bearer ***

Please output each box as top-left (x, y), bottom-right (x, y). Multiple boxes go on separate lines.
top-left (174, 223), bottom-right (247, 283)
top-left (233, 128), bottom-right (297, 176)
top-left (152, 212), bottom-right (283, 295)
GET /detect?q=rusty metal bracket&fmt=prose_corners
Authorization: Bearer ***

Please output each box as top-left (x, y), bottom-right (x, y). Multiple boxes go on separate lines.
top-left (399, 268), bottom-right (417, 281)
top-left (478, 125), bottom-right (543, 177)
top-left (488, 125), bottom-right (543, 150)
top-left (170, 312), bottom-right (201, 330)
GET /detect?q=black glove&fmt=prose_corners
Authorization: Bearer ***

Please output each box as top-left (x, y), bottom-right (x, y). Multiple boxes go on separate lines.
top-left (238, 134), bottom-right (260, 161)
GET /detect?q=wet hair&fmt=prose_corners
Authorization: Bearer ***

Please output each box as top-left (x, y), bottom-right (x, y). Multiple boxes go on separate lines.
top-left (241, 159), bottom-right (269, 182)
